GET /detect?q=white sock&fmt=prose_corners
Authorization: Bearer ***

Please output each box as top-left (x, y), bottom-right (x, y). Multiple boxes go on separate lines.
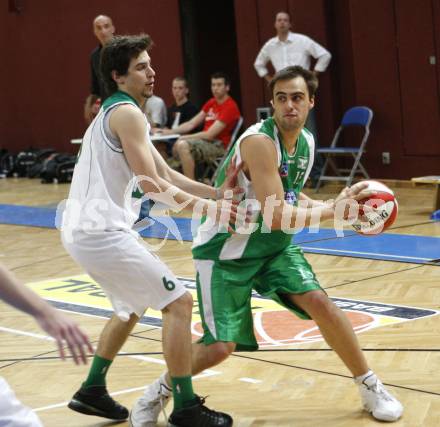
top-left (354, 369), bottom-right (375, 385)
top-left (159, 373), bottom-right (172, 395)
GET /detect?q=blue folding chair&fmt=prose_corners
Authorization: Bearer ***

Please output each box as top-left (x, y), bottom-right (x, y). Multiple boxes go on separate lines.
top-left (315, 106), bottom-right (373, 190)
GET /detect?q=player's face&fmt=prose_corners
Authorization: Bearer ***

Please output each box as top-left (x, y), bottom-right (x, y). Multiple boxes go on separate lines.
top-left (123, 51), bottom-right (155, 101)
top-left (275, 13), bottom-right (291, 34)
top-left (211, 78), bottom-right (229, 100)
top-left (271, 77), bottom-right (314, 132)
top-left (172, 80), bottom-right (189, 102)
top-left (93, 16), bottom-right (115, 45)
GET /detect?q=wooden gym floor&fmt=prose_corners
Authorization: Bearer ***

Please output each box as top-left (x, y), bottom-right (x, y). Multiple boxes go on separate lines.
top-left (0, 178), bottom-right (439, 426)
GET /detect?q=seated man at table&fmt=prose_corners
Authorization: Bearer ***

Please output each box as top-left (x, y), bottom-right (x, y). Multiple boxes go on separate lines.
top-left (166, 76), bottom-right (199, 129)
top-left (160, 72), bottom-right (241, 179)
top-left (152, 77), bottom-right (200, 159)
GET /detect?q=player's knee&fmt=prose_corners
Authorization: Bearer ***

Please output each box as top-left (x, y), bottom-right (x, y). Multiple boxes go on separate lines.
top-left (210, 342), bottom-right (235, 363)
top-left (176, 291), bottom-right (193, 312)
top-left (164, 291), bottom-right (193, 317)
top-left (303, 291), bottom-right (335, 319)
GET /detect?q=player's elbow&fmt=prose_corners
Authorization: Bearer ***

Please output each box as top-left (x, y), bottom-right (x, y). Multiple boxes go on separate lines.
top-left (139, 173), bottom-right (163, 196)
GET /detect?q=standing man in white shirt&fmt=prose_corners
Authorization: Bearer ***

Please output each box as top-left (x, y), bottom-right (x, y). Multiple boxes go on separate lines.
top-left (254, 11), bottom-right (331, 84)
top-left (254, 11), bottom-right (331, 186)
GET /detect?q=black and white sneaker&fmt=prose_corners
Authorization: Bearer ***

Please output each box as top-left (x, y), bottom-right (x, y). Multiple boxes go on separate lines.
top-left (68, 385), bottom-right (129, 420)
top-left (168, 396), bottom-right (233, 427)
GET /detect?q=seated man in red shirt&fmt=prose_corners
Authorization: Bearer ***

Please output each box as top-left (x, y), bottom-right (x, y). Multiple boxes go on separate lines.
top-left (161, 72), bottom-right (241, 179)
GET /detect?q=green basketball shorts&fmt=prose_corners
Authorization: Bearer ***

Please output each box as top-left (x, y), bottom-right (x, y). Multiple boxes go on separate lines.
top-left (194, 244), bottom-right (324, 351)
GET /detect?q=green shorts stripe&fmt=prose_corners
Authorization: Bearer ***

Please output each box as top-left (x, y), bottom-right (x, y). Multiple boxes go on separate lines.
top-left (195, 259), bottom-right (217, 340)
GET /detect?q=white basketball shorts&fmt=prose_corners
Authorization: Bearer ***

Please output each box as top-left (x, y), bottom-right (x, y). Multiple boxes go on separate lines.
top-left (0, 377), bottom-right (43, 427)
top-left (62, 230), bottom-right (187, 321)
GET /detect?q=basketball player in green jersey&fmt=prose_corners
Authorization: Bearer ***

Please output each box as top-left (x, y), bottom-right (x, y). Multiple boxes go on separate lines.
top-left (134, 66), bottom-right (403, 425)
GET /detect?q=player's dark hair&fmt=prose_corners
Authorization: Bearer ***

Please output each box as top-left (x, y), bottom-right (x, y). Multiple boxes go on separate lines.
top-left (100, 34), bottom-right (153, 95)
top-left (210, 71), bottom-right (230, 86)
top-left (269, 66), bottom-right (318, 99)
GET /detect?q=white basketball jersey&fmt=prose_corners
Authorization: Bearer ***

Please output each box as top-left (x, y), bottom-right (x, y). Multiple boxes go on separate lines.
top-left (62, 91), bottom-right (150, 236)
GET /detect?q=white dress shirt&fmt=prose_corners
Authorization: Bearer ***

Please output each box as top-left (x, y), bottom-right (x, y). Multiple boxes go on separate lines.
top-left (254, 31), bottom-right (331, 77)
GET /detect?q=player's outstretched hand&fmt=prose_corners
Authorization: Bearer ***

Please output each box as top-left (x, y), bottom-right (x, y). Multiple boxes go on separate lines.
top-left (217, 155), bottom-right (244, 198)
top-left (335, 181), bottom-right (377, 204)
top-left (35, 308), bottom-right (94, 365)
top-left (0, 264), bottom-right (95, 365)
top-left (333, 182), bottom-right (378, 220)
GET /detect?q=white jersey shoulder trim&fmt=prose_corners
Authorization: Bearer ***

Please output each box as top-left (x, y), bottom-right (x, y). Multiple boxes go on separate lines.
top-left (234, 121), bottom-right (282, 168)
top-left (99, 101), bottom-right (150, 153)
top-left (301, 127), bottom-right (315, 184)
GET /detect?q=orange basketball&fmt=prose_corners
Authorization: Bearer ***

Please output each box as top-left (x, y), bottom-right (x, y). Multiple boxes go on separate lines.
top-left (351, 180), bottom-right (398, 236)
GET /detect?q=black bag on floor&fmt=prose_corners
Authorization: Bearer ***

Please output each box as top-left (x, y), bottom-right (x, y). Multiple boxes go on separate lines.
top-left (40, 154), bottom-right (76, 183)
top-left (0, 150), bottom-right (16, 177)
top-left (27, 149), bottom-right (57, 178)
top-left (15, 151), bottom-right (38, 177)
top-left (56, 158), bottom-right (76, 183)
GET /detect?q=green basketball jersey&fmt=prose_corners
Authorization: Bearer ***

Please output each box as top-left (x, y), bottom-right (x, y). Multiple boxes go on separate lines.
top-left (192, 117), bottom-right (315, 260)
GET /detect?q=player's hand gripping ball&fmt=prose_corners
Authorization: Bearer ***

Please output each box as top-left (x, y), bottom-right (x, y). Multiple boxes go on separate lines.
top-left (351, 180), bottom-right (398, 235)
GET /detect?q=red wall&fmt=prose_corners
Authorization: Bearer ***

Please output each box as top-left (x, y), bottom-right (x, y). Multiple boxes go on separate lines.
top-left (1, 0), bottom-right (183, 154)
top-left (335, 0), bottom-right (440, 178)
top-left (3, 0), bottom-right (439, 179)
top-left (0, 5), bottom-right (8, 150)
top-left (341, 0), bottom-right (405, 178)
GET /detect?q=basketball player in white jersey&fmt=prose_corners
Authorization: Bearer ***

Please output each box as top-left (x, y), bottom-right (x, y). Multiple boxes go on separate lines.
top-left (60, 34), bottom-right (238, 427)
top-left (0, 264), bottom-right (93, 427)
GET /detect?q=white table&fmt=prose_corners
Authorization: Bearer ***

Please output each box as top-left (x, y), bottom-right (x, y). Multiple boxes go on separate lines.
top-left (411, 176), bottom-right (440, 210)
top-left (151, 133), bottom-right (180, 141)
top-left (70, 134), bottom-right (180, 145)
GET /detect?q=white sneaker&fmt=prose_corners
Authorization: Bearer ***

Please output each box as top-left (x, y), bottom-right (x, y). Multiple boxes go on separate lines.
top-left (356, 372), bottom-right (403, 422)
top-left (129, 379), bottom-right (172, 427)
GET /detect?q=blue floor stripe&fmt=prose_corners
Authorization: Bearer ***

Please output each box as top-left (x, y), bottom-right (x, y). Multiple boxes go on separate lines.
top-left (0, 204), bottom-right (439, 265)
